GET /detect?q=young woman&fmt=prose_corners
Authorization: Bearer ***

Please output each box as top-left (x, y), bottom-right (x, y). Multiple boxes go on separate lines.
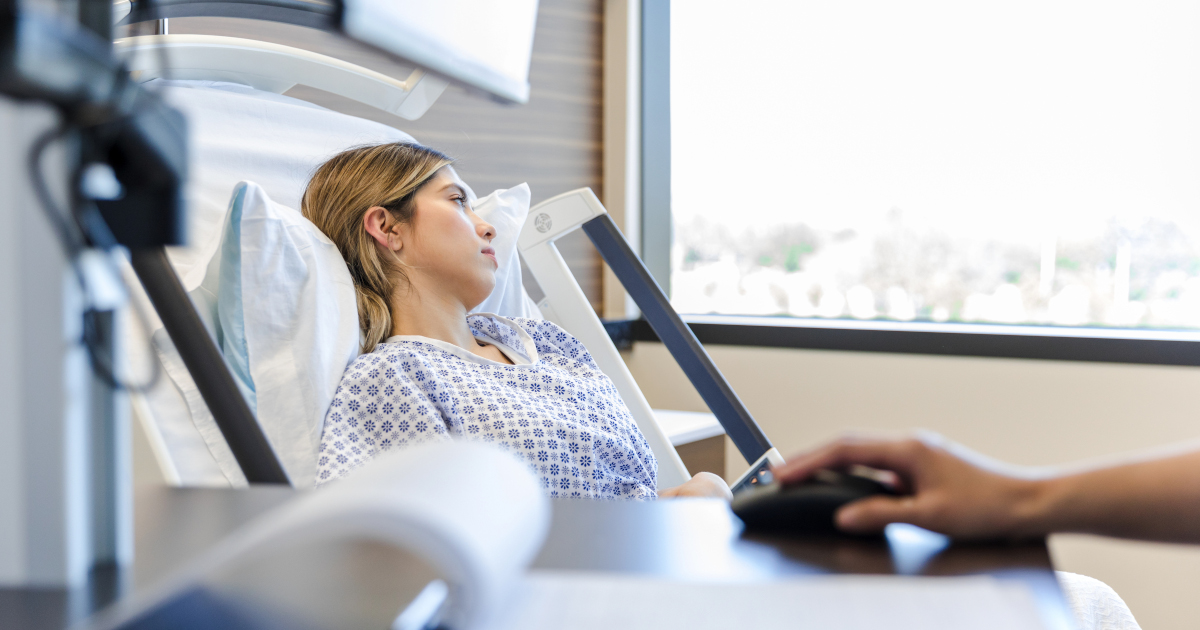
top-left (302, 142), bottom-right (729, 500)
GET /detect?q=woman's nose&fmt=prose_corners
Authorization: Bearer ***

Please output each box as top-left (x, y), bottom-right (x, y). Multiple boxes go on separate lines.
top-left (478, 220), bottom-right (496, 241)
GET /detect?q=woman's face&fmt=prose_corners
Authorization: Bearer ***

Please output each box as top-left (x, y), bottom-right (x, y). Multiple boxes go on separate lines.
top-left (395, 166), bottom-right (498, 309)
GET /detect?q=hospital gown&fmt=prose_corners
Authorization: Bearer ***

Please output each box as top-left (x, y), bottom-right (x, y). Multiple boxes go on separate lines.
top-left (316, 314), bottom-right (658, 499)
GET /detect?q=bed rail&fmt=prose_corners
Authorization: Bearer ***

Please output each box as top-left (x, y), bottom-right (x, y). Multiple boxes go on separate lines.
top-left (520, 189), bottom-right (783, 487)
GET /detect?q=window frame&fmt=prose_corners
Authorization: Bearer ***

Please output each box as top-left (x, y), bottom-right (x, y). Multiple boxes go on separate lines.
top-left (637, 0), bottom-right (1200, 366)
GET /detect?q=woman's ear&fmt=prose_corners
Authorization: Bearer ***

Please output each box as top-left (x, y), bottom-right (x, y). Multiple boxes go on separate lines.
top-left (363, 206), bottom-right (400, 251)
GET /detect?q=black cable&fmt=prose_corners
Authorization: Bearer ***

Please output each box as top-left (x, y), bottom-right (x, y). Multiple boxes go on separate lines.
top-left (27, 126), bottom-right (88, 263)
top-left (27, 124), bottom-right (162, 393)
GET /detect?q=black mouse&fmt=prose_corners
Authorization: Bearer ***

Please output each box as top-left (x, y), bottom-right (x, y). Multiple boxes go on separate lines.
top-left (731, 469), bottom-right (897, 536)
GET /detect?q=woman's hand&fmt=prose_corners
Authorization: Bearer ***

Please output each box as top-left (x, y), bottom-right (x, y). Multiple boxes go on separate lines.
top-left (772, 432), bottom-right (1044, 539)
top-left (659, 472), bottom-right (734, 501)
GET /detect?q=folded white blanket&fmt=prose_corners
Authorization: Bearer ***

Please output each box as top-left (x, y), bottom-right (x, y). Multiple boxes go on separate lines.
top-left (1058, 572), bottom-right (1140, 630)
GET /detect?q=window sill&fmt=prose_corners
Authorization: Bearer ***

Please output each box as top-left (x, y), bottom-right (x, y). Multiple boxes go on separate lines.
top-left (606, 314), bottom-right (1200, 367)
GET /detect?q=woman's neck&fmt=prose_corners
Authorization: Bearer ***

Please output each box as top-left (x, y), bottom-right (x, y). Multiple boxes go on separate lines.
top-left (386, 277), bottom-right (512, 365)
top-left (388, 285), bottom-right (479, 350)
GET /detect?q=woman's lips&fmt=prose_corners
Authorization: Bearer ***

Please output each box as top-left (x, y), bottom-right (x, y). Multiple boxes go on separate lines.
top-left (482, 247), bottom-right (497, 266)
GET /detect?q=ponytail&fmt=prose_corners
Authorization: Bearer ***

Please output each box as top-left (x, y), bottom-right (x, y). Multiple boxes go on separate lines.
top-left (301, 143), bottom-right (454, 353)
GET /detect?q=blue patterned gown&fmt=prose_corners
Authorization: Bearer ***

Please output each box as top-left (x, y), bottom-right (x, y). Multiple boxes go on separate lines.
top-left (316, 314), bottom-right (659, 499)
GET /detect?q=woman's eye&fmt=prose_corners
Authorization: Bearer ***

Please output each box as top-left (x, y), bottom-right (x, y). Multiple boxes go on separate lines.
top-left (453, 196), bottom-right (466, 208)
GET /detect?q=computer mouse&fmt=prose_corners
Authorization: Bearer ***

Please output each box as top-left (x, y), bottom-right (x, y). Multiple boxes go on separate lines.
top-left (731, 469), bottom-right (897, 536)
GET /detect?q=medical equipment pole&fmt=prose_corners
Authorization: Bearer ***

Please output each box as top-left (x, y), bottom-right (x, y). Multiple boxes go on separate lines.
top-left (581, 213), bottom-right (775, 463)
top-left (129, 249), bottom-right (291, 485)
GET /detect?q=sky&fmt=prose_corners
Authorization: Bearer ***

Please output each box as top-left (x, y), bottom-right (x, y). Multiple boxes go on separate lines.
top-left (671, 0), bottom-right (1200, 244)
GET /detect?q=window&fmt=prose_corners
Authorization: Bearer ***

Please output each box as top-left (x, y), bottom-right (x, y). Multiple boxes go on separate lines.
top-left (669, 1), bottom-right (1200, 334)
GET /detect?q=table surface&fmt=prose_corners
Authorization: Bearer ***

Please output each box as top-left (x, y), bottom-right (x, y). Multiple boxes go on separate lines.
top-left (1, 486), bottom-right (1074, 629)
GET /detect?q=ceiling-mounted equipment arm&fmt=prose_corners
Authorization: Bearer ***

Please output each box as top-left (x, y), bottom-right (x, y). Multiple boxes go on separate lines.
top-left (116, 34), bottom-right (449, 120)
top-left (114, 0), bottom-right (539, 105)
top-left (336, 0), bottom-right (538, 105)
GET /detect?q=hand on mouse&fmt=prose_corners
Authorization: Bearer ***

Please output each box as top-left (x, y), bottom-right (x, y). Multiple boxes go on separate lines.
top-left (659, 472), bottom-right (734, 501)
top-left (772, 431), bottom-right (1044, 539)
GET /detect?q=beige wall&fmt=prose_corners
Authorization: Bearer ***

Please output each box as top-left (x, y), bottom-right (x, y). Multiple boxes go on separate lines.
top-left (622, 341), bottom-right (1200, 630)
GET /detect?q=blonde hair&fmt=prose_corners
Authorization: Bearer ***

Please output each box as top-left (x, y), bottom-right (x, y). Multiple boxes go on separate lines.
top-left (302, 143), bottom-right (454, 353)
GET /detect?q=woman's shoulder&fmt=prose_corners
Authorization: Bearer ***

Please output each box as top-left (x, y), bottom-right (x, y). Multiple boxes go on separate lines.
top-left (332, 343), bottom-right (446, 406)
top-left (338, 343), bottom-right (424, 383)
top-left (511, 318), bottom-right (597, 366)
top-left (468, 314), bottom-right (571, 346)
top-left (465, 313), bottom-right (597, 367)
top-left (512, 317), bottom-right (572, 343)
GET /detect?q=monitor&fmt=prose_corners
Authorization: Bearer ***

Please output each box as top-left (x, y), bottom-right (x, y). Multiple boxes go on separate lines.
top-left (339, 0), bottom-right (540, 104)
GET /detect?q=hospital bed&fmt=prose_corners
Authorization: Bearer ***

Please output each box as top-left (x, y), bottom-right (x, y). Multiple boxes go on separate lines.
top-left (113, 0), bottom-right (783, 492)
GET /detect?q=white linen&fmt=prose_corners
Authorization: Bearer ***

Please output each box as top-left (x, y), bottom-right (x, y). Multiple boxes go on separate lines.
top-left (132, 331), bottom-right (232, 485)
top-left (1057, 571), bottom-right (1141, 630)
top-left (90, 441), bottom-right (549, 630)
top-left (212, 181), bottom-right (361, 487)
top-left (470, 183), bottom-right (542, 319)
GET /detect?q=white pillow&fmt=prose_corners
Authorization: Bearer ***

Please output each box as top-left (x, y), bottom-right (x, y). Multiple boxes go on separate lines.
top-left (471, 183), bottom-right (542, 319)
top-left (215, 181), bottom-right (360, 487)
top-left (215, 181), bottom-right (540, 487)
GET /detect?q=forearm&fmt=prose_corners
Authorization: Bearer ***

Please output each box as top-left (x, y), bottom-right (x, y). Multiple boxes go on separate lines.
top-left (1018, 450), bottom-right (1200, 542)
